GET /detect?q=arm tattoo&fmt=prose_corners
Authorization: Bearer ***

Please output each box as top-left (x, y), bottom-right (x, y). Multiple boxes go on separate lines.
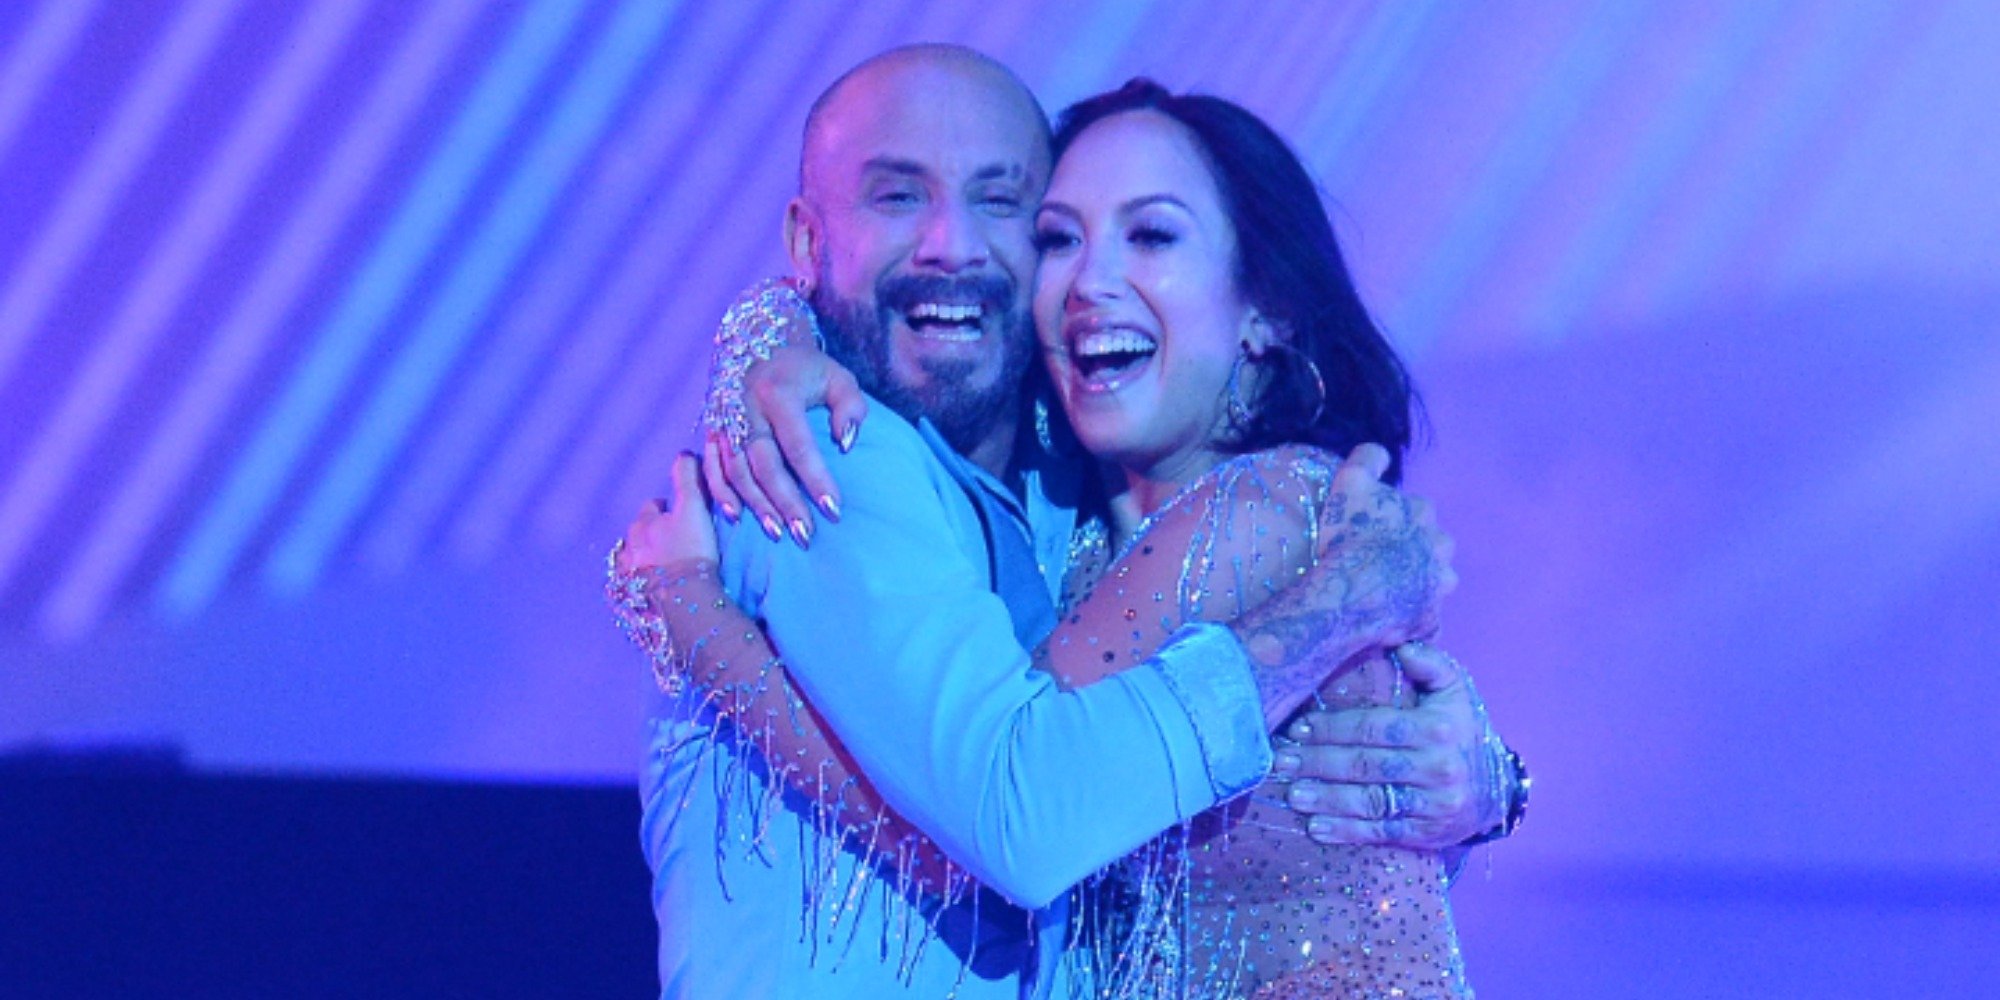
top-left (1230, 488), bottom-right (1441, 726)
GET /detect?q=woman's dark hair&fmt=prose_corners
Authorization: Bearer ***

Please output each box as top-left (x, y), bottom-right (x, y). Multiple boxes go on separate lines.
top-left (1051, 79), bottom-right (1422, 482)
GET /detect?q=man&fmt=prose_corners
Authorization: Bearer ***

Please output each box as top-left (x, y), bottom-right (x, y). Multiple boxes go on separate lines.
top-left (619, 44), bottom-right (1520, 998)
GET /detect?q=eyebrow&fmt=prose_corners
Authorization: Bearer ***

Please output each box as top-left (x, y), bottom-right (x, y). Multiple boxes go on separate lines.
top-left (1037, 193), bottom-right (1194, 219)
top-left (860, 156), bottom-right (928, 178)
top-left (860, 158), bottom-right (1031, 185)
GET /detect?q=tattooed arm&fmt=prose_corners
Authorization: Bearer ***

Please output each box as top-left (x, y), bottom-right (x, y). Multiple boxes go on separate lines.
top-left (1226, 444), bottom-right (1453, 728)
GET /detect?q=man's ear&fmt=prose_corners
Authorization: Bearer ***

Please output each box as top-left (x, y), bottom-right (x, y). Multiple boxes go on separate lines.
top-left (784, 198), bottom-right (821, 291)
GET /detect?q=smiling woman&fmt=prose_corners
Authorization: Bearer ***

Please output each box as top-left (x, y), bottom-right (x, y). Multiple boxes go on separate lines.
top-left (1033, 106), bottom-right (1255, 498)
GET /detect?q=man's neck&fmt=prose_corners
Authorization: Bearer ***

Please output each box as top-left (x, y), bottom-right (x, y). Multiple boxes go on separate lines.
top-left (962, 418), bottom-right (1018, 483)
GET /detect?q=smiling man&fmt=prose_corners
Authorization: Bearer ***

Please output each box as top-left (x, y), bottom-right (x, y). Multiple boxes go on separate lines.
top-left (787, 47), bottom-right (1047, 479)
top-left (620, 44), bottom-right (1514, 1000)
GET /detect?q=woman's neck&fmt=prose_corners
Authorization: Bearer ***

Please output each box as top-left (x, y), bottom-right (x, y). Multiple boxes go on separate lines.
top-left (1107, 448), bottom-right (1226, 542)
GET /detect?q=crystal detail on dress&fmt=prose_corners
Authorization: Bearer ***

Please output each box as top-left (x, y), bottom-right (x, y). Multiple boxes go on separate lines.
top-left (1056, 447), bottom-right (1472, 998)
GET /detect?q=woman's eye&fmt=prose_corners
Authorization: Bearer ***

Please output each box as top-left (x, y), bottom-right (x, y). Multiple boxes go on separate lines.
top-left (1130, 225), bottom-right (1177, 249)
top-left (1032, 228), bottom-right (1078, 253)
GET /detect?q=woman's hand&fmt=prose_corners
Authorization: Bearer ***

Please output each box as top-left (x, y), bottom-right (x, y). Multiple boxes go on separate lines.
top-left (697, 277), bottom-right (867, 547)
top-left (616, 454), bottom-right (718, 575)
top-left (703, 344), bottom-right (867, 547)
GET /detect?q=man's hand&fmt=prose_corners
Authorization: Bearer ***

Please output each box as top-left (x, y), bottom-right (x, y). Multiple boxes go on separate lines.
top-left (702, 344), bottom-right (868, 546)
top-left (1229, 444), bottom-right (1457, 728)
top-left (1266, 642), bottom-right (1504, 849)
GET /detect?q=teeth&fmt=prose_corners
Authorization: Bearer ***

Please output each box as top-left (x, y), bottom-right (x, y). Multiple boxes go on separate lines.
top-left (1074, 329), bottom-right (1157, 358)
top-left (908, 302), bottom-right (983, 323)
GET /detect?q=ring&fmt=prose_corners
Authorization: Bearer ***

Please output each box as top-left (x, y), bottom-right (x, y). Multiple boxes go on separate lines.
top-left (1378, 783), bottom-right (1405, 821)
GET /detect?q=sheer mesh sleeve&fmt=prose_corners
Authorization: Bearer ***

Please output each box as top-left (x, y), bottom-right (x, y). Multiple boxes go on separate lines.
top-left (609, 555), bottom-right (966, 901)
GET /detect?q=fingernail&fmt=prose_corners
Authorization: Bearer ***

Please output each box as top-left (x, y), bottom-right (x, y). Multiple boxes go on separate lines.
top-left (817, 494), bottom-right (841, 521)
top-left (1288, 719), bottom-right (1313, 739)
top-left (1289, 785), bottom-right (1319, 807)
top-left (1308, 816), bottom-right (1334, 841)
top-left (838, 422), bottom-right (858, 453)
top-left (719, 502), bottom-right (739, 523)
top-left (788, 517), bottom-right (812, 547)
top-left (1272, 752), bottom-right (1300, 777)
top-left (759, 515), bottom-right (783, 542)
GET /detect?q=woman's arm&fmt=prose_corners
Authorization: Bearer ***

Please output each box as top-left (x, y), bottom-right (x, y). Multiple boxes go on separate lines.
top-left (611, 554), bottom-right (965, 898)
top-left (1039, 445), bottom-right (1358, 701)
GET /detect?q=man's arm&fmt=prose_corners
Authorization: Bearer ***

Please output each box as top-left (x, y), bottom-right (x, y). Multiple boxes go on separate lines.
top-left (1272, 643), bottom-right (1529, 851)
top-left (724, 409), bottom-right (1256, 908)
top-left (721, 414), bottom-right (1447, 909)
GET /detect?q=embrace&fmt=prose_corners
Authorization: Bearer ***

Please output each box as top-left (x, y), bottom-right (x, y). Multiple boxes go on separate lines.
top-left (610, 44), bottom-right (1528, 999)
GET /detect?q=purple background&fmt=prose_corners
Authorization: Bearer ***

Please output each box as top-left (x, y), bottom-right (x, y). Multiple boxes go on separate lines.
top-left (3, 2), bottom-right (1996, 994)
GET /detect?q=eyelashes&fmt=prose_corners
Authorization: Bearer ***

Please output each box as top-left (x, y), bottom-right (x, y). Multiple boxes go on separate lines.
top-left (1032, 227), bottom-right (1077, 253)
top-left (1030, 224), bottom-right (1179, 254)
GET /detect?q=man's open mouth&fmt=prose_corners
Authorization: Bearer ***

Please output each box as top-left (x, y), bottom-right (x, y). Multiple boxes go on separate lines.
top-left (903, 301), bottom-right (986, 342)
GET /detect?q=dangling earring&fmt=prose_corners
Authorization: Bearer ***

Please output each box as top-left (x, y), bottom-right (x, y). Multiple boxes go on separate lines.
top-left (1034, 395), bottom-right (1056, 452)
top-left (1225, 346), bottom-right (1255, 430)
top-left (1264, 340), bottom-right (1327, 427)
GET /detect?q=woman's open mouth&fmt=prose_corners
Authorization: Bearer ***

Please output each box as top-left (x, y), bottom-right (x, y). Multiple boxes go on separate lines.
top-left (1070, 327), bottom-right (1158, 391)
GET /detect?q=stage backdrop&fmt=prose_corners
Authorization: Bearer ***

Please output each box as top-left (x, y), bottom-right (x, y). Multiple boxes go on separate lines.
top-left (3, 1), bottom-right (1997, 994)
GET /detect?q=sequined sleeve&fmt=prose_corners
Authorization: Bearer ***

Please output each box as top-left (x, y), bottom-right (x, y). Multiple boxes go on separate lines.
top-left (613, 557), bottom-right (965, 898)
top-left (1040, 444), bottom-right (1342, 689)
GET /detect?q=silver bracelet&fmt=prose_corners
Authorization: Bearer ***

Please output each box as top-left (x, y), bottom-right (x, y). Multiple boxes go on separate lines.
top-left (604, 540), bottom-right (683, 696)
top-left (700, 277), bottom-right (821, 451)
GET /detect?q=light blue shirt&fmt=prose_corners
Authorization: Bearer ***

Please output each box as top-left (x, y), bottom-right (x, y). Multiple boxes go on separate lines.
top-left (642, 398), bottom-right (1272, 998)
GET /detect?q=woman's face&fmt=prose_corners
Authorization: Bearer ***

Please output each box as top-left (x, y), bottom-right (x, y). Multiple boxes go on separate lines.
top-left (1033, 109), bottom-right (1257, 487)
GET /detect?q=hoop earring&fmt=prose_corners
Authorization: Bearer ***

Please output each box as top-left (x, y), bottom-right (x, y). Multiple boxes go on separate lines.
top-left (1264, 340), bottom-right (1327, 427)
top-left (1227, 342), bottom-right (1327, 436)
top-left (1225, 348), bottom-right (1255, 430)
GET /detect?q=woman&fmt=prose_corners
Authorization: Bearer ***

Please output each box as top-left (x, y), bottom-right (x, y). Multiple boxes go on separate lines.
top-left (615, 80), bottom-right (1472, 998)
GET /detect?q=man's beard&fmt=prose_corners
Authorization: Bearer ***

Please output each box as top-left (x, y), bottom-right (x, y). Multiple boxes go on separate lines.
top-left (811, 271), bottom-right (1034, 458)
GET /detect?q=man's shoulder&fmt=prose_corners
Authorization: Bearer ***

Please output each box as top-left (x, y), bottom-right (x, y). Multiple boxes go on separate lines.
top-left (716, 394), bottom-right (985, 600)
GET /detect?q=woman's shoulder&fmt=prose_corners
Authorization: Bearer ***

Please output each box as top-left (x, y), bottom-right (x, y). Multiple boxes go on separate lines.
top-left (1216, 443), bottom-right (1344, 506)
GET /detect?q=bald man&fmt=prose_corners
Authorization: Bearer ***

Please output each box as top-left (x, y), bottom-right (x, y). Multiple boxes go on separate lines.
top-left (634, 45), bottom-right (1504, 999)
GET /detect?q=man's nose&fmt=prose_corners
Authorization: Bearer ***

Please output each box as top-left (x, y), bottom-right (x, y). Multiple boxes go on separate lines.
top-left (913, 201), bottom-right (990, 272)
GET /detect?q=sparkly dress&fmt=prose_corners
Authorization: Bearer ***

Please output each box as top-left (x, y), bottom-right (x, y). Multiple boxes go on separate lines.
top-left (615, 444), bottom-right (1470, 998)
top-left (1047, 445), bottom-right (1470, 999)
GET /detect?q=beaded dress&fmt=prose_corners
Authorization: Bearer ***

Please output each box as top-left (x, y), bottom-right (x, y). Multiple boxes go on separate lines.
top-left (614, 443), bottom-right (1470, 998)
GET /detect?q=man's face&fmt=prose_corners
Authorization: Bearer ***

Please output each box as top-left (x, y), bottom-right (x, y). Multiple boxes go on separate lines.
top-left (795, 59), bottom-right (1047, 456)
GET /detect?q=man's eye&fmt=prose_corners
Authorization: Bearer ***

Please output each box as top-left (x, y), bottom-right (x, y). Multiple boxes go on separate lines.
top-left (875, 190), bottom-right (920, 208)
top-left (1032, 228), bottom-right (1078, 253)
top-left (980, 194), bottom-right (1023, 215)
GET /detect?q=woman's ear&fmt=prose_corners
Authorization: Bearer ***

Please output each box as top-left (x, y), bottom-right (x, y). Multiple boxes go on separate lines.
top-left (1241, 309), bottom-right (1280, 357)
